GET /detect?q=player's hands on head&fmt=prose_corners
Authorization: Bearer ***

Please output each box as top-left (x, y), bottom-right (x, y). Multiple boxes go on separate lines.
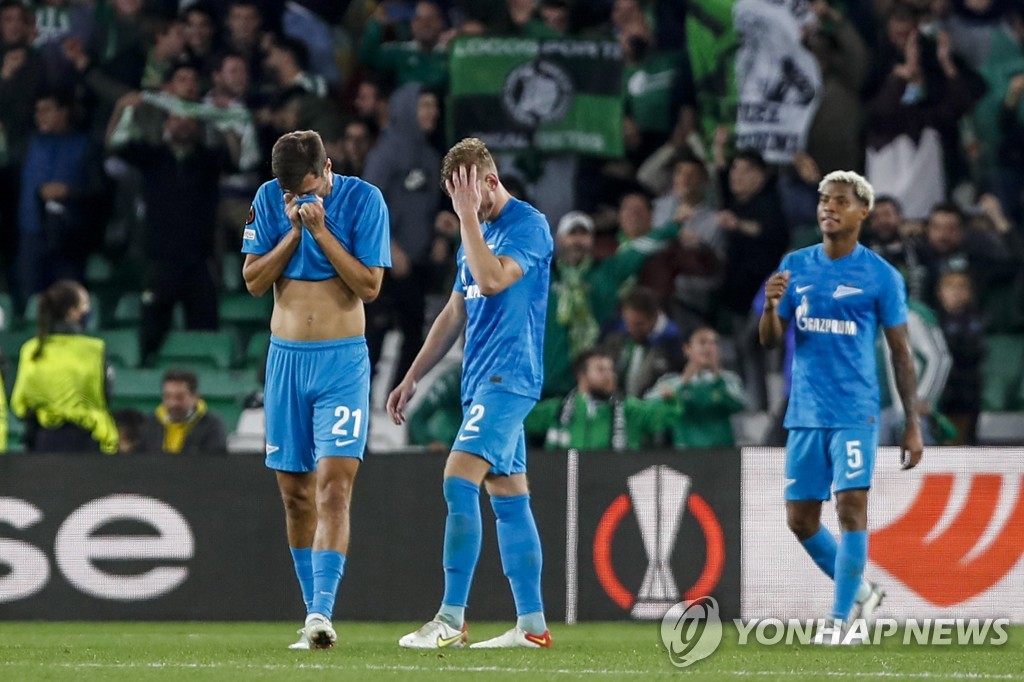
top-left (763, 270), bottom-right (790, 311)
top-left (386, 379), bottom-right (417, 426)
top-left (445, 164), bottom-right (483, 222)
top-left (900, 420), bottom-right (924, 470)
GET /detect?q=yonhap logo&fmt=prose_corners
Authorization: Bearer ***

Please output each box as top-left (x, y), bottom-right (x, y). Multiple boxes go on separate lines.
top-left (660, 596), bottom-right (723, 668)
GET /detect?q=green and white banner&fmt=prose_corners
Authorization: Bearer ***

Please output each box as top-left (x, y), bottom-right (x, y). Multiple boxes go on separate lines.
top-left (448, 37), bottom-right (624, 157)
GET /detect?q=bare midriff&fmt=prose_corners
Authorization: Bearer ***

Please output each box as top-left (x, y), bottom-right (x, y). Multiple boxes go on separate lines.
top-left (270, 276), bottom-right (365, 341)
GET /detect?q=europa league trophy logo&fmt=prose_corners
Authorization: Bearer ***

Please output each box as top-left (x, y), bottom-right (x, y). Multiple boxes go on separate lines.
top-left (628, 465), bottom-right (691, 619)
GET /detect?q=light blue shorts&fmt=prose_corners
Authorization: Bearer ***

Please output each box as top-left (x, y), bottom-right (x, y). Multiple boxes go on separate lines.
top-left (263, 335), bottom-right (370, 472)
top-left (452, 387), bottom-right (536, 476)
top-left (785, 426), bottom-right (879, 501)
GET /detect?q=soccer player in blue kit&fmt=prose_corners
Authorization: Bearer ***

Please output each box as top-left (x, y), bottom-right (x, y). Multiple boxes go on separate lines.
top-left (387, 138), bottom-right (554, 649)
top-left (759, 170), bottom-right (924, 636)
top-left (241, 131), bottom-right (390, 649)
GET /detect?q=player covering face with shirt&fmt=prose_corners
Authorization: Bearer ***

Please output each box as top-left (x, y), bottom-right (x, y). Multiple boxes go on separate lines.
top-left (388, 138), bottom-right (555, 649)
top-left (242, 130), bottom-right (391, 649)
top-left (759, 170), bottom-right (923, 640)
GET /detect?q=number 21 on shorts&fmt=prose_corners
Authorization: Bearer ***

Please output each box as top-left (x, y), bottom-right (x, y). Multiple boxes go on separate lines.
top-left (332, 406), bottom-right (363, 447)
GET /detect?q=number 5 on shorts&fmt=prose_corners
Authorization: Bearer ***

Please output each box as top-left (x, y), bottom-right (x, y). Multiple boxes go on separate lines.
top-left (846, 440), bottom-right (862, 469)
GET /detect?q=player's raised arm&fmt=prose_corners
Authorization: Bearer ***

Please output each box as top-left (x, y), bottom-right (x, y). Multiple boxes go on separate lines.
top-left (758, 270), bottom-right (790, 348)
top-left (883, 324), bottom-right (924, 470)
top-left (449, 164), bottom-right (524, 296)
top-left (298, 197), bottom-right (385, 302)
top-left (387, 291), bottom-right (468, 425)
top-left (242, 193), bottom-right (303, 297)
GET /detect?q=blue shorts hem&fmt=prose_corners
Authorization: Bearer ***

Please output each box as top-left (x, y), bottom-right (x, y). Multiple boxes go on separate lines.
top-left (450, 443), bottom-right (523, 476)
top-left (783, 493), bottom-right (831, 502)
top-left (265, 457), bottom-right (313, 473)
top-left (833, 484), bottom-right (871, 494)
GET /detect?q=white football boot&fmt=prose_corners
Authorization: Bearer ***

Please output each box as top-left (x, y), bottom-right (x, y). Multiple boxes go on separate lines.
top-left (303, 613), bottom-right (337, 650)
top-left (469, 626), bottom-right (552, 649)
top-left (398, 618), bottom-right (468, 649)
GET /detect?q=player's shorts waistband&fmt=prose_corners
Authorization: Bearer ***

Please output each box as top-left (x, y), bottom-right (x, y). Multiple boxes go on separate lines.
top-left (269, 335), bottom-right (366, 351)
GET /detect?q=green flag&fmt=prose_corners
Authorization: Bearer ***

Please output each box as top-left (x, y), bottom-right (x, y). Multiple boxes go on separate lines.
top-left (448, 37), bottom-right (624, 157)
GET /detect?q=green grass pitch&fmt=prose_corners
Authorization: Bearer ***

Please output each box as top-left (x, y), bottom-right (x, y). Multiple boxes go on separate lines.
top-left (0, 622), bottom-right (1021, 681)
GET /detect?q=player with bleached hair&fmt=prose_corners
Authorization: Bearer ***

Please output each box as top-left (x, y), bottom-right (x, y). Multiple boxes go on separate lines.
top-left (759, 170), bottom-right (923, 640)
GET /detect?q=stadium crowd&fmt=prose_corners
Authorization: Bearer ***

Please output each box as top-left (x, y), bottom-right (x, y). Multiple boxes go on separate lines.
top-left (0, 0), bottom-right (1022, 453)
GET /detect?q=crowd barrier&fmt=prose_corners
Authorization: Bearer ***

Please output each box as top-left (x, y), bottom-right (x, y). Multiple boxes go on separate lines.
top-left (0, 447), bottom-right (1020, 622)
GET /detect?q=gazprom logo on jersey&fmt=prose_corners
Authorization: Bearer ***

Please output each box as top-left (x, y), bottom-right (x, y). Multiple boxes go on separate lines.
top-left (795, 296), bottom-right (857, 336)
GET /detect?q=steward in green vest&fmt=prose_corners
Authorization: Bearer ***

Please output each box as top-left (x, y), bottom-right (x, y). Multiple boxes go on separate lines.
top-left (10, 281), bottom-right (116, 453)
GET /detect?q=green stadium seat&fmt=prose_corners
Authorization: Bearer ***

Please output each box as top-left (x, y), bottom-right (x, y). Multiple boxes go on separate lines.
top-left (113, 293), bottom-right (141, 327)
top-left (156, 330), bottom-right (237, 370)
top-left (220, 293), bottom-right (271, 321)
top-left (222, 252), bottom-right (244, 293)
top-left (982, 278), bottom-right (1024, 334)
top-left (0, 292), bottom-right (12, 328)
top-left (216, 402), bottom-right (244, 433)
top-left (5, 414), bottom-right (25, 452)
top-left (219, 294), bottom-right (271, 348)
top-left (109, 368), bottom-right (165, 415)
top-left (981, 335), bottom-right (1024, 411)
top-left (114, 293), bottom-right (184, 330)
top-left (197, 368), bottom-right (261, 404)
top-left (1, 329), bottom-right (34, 398)
top-left (96, 329), bottom-right (141, 369)
top-left (0, 329), bottom-right (36, 361)
top-left (244, 333), bottom-right (270, 370)
top-left (85, 254), bottom-right (113, 284)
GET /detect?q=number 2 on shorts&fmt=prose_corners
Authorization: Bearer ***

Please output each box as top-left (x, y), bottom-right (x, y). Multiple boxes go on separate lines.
top-left (465, 404), bottom-right (485, 432)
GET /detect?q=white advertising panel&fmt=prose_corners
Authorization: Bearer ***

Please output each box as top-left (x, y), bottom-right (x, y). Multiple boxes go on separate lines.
top-left (742, 447), bottom-right (1024, 621)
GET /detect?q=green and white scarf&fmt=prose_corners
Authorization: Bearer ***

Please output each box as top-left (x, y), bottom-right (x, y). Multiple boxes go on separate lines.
top-left (555, 258), bottom-right (599, 359)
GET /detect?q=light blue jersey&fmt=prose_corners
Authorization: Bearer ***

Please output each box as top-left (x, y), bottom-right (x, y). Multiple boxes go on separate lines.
top-left (241, 173), bottom-right (391, 277)
top-left (777, 243), bottom-right (908, 429)
top-left (242, 173), bottom-right (390, 471)
top-left (454, 197), bottom-right (553, 401)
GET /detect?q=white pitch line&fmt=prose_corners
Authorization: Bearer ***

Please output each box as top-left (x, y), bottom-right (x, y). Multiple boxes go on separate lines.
top-left (714, 672), bottom-right (1023, 681)
top-left (0, 661), bottom-right (1020, 680)
top-left (0, 661), bottom-right (658, 676)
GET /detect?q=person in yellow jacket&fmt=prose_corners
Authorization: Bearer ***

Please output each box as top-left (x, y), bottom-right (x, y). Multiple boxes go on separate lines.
top-left (139, 369), bottom-right (227, 454)
top-left (10, 280), bottom-right (117, 453)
